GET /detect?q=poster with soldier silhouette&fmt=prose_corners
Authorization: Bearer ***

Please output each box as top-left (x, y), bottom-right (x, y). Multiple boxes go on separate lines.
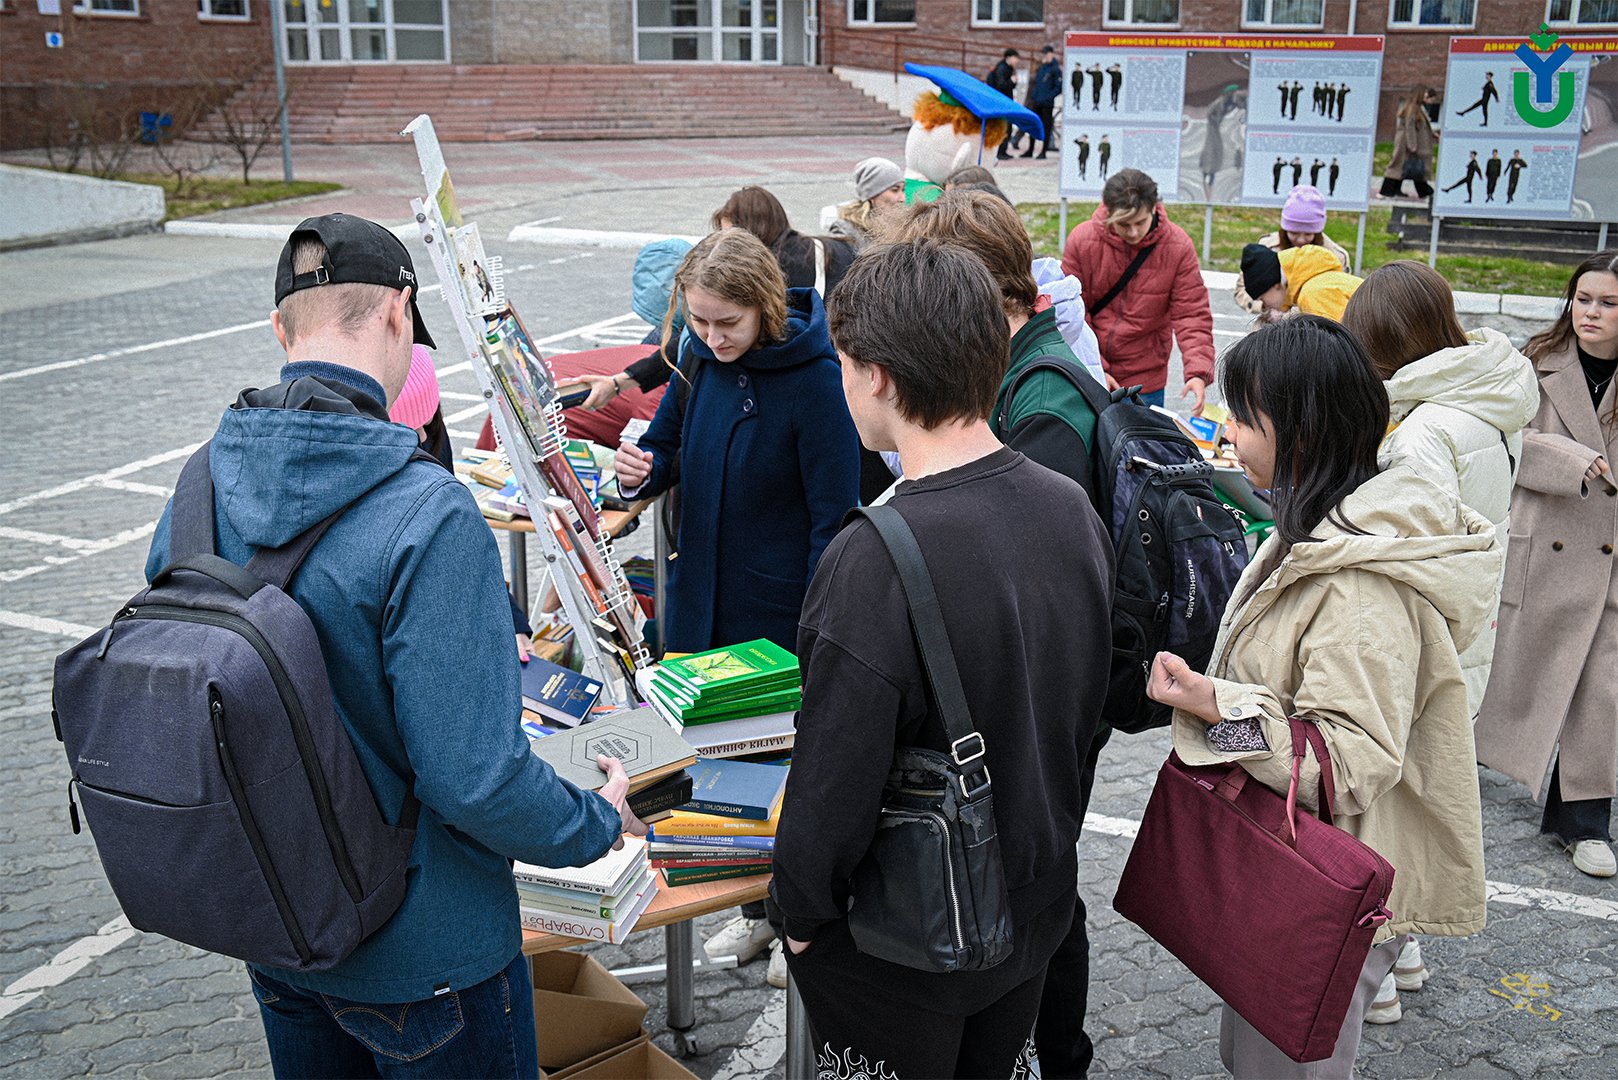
top-left (1436, 35), bottom-right (1616, 222)
top-left (1060, 32), bottom-right (1382, 212)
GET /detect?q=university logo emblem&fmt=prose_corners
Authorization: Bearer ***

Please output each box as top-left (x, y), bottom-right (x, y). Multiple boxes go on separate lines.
top-left (1514, 24), bottom-right (1576, 129)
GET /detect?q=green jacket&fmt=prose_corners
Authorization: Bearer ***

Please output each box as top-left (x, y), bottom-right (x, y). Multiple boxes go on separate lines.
top-left (992, 307), bottom-right (1101, 504)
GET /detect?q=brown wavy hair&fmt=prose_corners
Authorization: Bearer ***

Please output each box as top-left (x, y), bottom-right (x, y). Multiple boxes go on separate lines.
top-left (660, 229), bottom-right (790, 371)
top-left (1340, 260), bottom-right (1468, 380)
top-left (710, 186), bottom-right (790, 247)
top-left (876, 190), bottom-right (1038, 320)
top-left (911, 91), bottom-right (1009, 148)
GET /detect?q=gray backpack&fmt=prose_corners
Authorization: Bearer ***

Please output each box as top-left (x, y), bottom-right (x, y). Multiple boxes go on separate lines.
top-left (52, 445), bottom-right (421, 971)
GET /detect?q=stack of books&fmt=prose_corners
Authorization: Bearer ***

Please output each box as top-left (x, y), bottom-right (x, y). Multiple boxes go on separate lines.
top-left (453, 447), bottom-right (529, 522)
top-left (642, 640), bottom-right (800, 759)
top-left (515, 836), bottom-right (657, 942)
top-left (649, 757), bottom-right (785, 885)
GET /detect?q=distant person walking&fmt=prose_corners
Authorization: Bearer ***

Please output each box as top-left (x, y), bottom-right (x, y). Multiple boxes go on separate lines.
top-left (1028, 45), bottom-right (1062, 159)
top-left (988, 49), bottom-right (1023, 160)
top-left (1381, 88), bottom-right (1437, 199)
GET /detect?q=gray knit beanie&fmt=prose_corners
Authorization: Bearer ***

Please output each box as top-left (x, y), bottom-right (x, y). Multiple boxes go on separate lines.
top-left (852, 157), bottom-right (904, 202)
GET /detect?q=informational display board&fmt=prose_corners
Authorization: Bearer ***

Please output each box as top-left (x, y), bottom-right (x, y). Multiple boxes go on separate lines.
top-left (1435, 35), bottom-right (1618, 222)
top-left (403, 115), bottom-right (650, 705)
top-left (1060, 33), bottom-right (1384, 212)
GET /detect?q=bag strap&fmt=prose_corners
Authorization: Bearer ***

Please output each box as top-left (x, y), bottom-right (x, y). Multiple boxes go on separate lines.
top-left (1087, 241), bottom-right (1157, 317)
top-left (1283, 716), bottom-right (1336, 846)
top-left (169, 443), bottom-right (218, 560)
top-left (996, 354), bottom-right (1112, 435)
top-left (848, 505), bottom-right (991, 800)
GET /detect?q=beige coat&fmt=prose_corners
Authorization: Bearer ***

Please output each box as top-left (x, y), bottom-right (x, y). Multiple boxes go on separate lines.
top-left (1380, 328), bottom-right (1540, 717)
top-left (1173, 466), bottom-right (1501, 940)
top-left (1384, 107), bottom-right (1436, 183)
top-left (1476, 344), bottom-right (1618, 802)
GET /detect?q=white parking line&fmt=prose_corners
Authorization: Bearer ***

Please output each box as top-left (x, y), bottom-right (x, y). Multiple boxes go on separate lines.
top-left (0, 610), bottom-right (96, 639)
top-left (0, 917), bottom-right (137, 1021)
top-left (0, 444), bottom-right (201, 517)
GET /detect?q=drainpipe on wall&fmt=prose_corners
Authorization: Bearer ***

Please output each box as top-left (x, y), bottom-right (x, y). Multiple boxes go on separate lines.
top-left (1348, 0), bottom-right (1358, 35)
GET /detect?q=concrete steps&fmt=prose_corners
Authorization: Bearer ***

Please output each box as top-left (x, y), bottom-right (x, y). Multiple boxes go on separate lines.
top-left (193, 64), bottom-right (909, 144)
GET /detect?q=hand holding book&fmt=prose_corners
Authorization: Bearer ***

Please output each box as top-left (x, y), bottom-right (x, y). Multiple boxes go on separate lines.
top-left (596, 754), bottom-right (651, 851)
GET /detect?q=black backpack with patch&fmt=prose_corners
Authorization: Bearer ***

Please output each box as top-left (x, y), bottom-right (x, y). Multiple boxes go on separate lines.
top-left (997, 358), bottom-right (1250, 733)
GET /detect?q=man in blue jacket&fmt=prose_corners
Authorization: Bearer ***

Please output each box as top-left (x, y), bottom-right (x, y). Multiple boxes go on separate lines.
top-left (1027, 44), bottom-right (1062, 160)
top-left (144, 213), bottom-right (641, 1077)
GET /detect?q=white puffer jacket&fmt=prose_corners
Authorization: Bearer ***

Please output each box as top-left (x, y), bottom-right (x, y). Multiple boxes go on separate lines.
top-left (1379, 327), bottom-right (1540, 718)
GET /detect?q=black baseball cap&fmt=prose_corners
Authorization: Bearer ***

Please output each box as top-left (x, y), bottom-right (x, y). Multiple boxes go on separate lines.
top-left (274, 213), bottom-right (436, 349)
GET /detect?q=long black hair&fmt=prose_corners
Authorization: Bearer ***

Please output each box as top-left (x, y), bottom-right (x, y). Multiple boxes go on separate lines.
top-left (1221, 315), bottom-right (1389, 548)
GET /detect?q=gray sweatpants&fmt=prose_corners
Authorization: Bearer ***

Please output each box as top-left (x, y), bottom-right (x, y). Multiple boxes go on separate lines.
top-left (1218, 936), bottom-right (1402, 1079)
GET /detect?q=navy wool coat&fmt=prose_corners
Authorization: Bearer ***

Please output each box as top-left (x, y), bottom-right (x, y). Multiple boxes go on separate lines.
top-left (628, 288), bottom-right (860, 655)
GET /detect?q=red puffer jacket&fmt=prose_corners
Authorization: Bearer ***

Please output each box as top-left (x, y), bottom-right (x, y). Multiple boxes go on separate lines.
top-left (1060, 203), bottom-right (1215, 394)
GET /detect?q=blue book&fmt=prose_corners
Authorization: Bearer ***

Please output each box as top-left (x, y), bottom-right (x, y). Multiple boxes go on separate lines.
top-left (647, 831), bottom-right (776, 853)
top-left (681, 757), bottom-right (790, 822)
top-left (519, 657), bottom-right (603, 728)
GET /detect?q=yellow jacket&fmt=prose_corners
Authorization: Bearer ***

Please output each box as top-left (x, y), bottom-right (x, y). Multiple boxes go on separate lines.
top-left (1280, 244), bottom-right (1362, 321)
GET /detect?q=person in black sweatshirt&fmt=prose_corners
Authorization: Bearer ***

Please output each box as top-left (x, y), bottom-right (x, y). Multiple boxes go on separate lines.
top-left (768, 239), bottom-right (1114, 1078)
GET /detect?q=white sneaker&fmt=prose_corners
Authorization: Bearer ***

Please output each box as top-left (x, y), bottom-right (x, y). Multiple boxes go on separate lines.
top-left (1364, 973), bottom-right (1401, 1024)
top-left (1393, 938), bottom-right (1428, 992)
top-left (703, 916), bottom-right (776, 963)
top-left (766, 939), bottom-right (788, 989)
top-left (1569, 839), bottom-right (1617, 878)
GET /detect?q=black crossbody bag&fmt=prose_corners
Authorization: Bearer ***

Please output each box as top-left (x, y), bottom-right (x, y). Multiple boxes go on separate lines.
top-left (843, 506), bottom-right (1014, 974)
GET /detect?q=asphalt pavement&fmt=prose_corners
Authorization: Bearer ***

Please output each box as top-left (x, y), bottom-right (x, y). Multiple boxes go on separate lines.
top-left (0, 137), bottom-right (1609, 1080)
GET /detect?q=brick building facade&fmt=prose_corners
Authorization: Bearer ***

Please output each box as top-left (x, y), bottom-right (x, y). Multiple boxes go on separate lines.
top-left (1, 1), bottom-right (1608, 150)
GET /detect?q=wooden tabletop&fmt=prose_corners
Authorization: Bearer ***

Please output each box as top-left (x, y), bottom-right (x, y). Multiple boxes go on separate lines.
top-left (521, 872), bottom-right (772, 956)
top-left (486, 498), bottom-right (652, 541)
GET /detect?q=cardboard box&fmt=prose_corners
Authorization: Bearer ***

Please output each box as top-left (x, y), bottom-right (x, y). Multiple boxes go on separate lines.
top-left (531, 952), bottom-right (649, 1070)
top-left (556, 1034), bottom-right (699, 1080)
top-left (541, 1036), bottom-right (646, 1080)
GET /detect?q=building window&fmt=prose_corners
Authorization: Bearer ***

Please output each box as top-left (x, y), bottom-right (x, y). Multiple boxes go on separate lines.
top-left (847, 0), bottom-right (915, 24)
top-left (1387, 0), bottom-right (1475, 28)
top-left (1547, 0), bottom-right (1618, 24)
top-left (973, 0), bottom-right (1044, 25)
top-left (1104, 0), bottom-right (1179, 25)
top-left (198, 0), bottom-right (248, 19)
top-left (75, 0), bottom-right (139, 14)
top-left (1243, 0), bottom-right (1324, 27)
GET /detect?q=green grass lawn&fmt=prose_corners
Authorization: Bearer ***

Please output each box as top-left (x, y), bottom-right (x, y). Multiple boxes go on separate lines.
top-left (110, 174), bottom-right (343, 220)
top-left (1018, 143), bottom-right (1572, 298)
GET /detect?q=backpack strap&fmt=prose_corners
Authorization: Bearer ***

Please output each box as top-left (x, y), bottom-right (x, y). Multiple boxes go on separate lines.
top-left (169, 443), bottom-right (218, 561)
top-left (996, 354), bottom-right (1111, 435)
top-left (1087, 241), bottom-right (1157, 317)
top-left (848, 505), bottom-right (990, 799)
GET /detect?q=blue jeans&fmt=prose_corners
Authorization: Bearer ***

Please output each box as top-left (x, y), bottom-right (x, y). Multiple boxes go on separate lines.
top-left (1137, 388), bottom-right (1165, 407)
top-left (248, 953), bottom-right (538, 1079)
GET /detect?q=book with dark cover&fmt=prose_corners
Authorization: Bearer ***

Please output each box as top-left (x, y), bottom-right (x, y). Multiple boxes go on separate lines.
top-left (654, 640), bottom-right (799, 702)
top-left (626, 770), bottom-right (693, 821)
top-left (520, 656), bottom-right (603, 728)
top-left (528, 707), bottom-right (697, 795)
top-left (682, 757), bottom-right (789, 821)
top-left (661, 864), bottom-right (773, 887)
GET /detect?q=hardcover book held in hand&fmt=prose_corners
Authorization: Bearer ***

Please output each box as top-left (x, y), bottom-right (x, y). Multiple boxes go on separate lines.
top-left (527, 707), bottom-right (697, 795)
top-left (519, 657), bottom-right (603, 728)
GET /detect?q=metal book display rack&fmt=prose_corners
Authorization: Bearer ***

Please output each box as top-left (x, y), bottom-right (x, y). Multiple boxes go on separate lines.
top-left (402, 114), bottom-right (649, 707)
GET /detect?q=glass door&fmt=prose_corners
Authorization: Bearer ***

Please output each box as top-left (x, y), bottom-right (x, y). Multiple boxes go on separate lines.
top-left (637, 0), bottom-right (782, 63)
top-left (283, 0), bottom-right (448, 63)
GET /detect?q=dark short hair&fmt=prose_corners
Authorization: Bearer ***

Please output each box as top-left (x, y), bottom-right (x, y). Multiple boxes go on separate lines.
top-left (825, 240), bottom-right (1008, 430)
top-left (1102, 168), bottom-right (1159, 217)
top-left (1220, 316), bottom-right (1388, 548)
top-left (1004, 48), bottom-right (1020, 58)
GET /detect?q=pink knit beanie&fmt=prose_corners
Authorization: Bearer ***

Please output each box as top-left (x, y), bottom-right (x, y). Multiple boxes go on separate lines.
top-left (1280, 185), bottom-right (1328, 233)
top-left (391, 344), bottom-right (441, 429)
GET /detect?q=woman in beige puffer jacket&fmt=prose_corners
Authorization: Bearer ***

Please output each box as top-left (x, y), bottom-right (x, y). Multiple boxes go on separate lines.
top-left (1342, 261), bottom-right (1540, 717)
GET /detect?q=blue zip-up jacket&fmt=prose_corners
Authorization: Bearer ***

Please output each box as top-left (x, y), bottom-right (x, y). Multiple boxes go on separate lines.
top-left (144, 361), bottom-right (621, 1003)
top-left (626, 288), bottom-right (860, 654)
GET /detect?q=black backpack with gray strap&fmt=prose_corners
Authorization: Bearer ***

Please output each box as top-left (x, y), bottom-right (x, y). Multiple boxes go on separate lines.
top-left (51, 444), bottom-right (424, 971)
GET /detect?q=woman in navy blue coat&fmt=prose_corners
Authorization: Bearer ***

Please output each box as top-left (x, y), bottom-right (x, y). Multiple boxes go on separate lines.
top-left (615, 229), bottom-right (861, 655)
